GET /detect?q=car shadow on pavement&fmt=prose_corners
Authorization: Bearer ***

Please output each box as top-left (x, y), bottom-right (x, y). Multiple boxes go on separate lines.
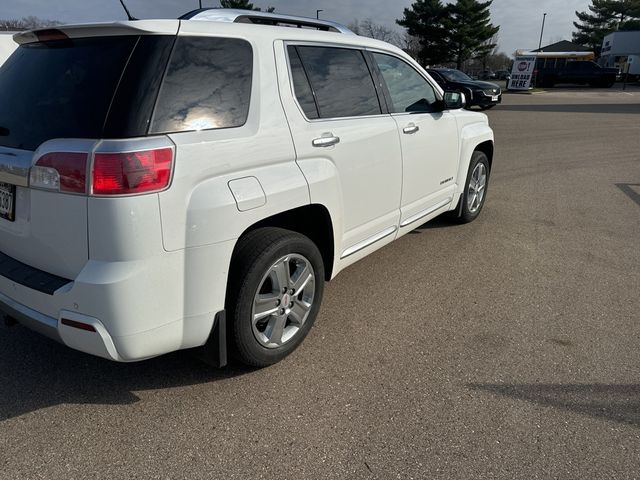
top-left (497, 104), bottom-right (640, 114)
top-left (409, 216), bottom-right (463, 233)
top-left (0, 325), bottom-right (253, 421)
top-left (616, 183), bottom-right (640, 207)
top-left (468, 383), bottom-right (640, 427)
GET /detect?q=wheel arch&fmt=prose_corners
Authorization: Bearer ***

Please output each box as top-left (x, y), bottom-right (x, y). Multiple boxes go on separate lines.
top-left (474, 140), bottom-right (494, 171)
top-left (233, 204), bottom-right (335, 281)
top-left (456, 122), bottom-right (494, 190)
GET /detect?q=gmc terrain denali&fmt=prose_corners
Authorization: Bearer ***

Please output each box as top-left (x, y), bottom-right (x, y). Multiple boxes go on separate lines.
top-left (0, 10), bottom-right (494, 367)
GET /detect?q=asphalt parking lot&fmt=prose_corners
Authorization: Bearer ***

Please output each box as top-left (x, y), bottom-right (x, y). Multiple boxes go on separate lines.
top-left (1, 86), bottom-right (639, 479)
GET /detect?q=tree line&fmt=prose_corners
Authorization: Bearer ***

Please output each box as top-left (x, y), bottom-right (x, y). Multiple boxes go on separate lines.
top-left (219, 0), bottom-right (501, 70)
top-left (573, 0), bottom-right (640, 55)
top-left (2, 0), bottom-right (502, 72)
top-left (0, 16), bottom-right (60, 31)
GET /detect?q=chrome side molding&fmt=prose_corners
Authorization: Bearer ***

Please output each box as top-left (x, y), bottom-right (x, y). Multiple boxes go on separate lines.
top-left (341, 225), bottom-right (397, 259)
top-left (400, 197), bottom-right (452, 228)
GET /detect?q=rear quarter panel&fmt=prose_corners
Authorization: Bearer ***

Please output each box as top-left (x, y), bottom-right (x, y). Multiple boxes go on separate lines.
top-left (158, 26), bottom-right (308, 252)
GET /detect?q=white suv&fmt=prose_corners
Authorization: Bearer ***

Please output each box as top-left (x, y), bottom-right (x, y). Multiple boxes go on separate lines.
top-left (0, 10), bottom-right (494, 367)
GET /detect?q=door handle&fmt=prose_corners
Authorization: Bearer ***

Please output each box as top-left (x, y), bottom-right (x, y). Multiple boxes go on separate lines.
top-left (312, 133), bottom-right (340, 147)
top-left (403, 123), bottom-right (419, 134)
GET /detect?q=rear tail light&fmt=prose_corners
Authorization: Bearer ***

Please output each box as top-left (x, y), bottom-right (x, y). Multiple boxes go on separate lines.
top-left (92, 148), bottom-right (173, 195)
top-left (30, 147), bottom-right (173, 196)
top-left (30, 152), bottom-right (88, 194)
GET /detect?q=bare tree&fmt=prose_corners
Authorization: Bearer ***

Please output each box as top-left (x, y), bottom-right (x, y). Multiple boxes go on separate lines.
top-left (478, 33), bottom-right (499, 70)
top-left (0, 16), bottom-right (61, 31)
top-left (348, 19), bottom-right (403, 47)
top-left (400, 32), bottom-right (422, 61)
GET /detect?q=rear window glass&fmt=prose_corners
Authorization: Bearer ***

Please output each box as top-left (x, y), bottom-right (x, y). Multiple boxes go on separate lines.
top-left (150, 37), bottom-right (253, 133)
top-left (0, 36), bottom-right (138, 151)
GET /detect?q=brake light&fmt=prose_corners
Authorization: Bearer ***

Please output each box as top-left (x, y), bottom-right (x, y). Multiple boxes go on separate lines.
top-left (92, 148), bottom-right (173, 195)
top-left (30, 152), bottom-right (88, 194)
top-left (35, 29), bottom-right (69, 43)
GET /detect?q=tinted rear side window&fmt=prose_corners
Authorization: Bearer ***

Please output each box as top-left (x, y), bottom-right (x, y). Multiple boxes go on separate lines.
top-left (287, 46), bottom-right (319, 119)
top-left (104, 35), bottom-right (175, 138)
top-left (0, 36), bottom-right (138, 151)
top-left (151, 37), bottom-right (253, 133)
top-left (295, 46), bottom-right (381, 119)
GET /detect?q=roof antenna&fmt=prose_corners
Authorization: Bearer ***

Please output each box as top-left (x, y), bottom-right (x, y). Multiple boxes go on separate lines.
top-left (118, 0), bottom-right (138, 21)
top-left (199, 0), bottom-right (203, 7)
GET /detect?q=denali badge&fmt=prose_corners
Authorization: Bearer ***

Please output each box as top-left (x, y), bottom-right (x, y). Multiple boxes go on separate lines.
top-left (440, 177), bottom-right (454, 185)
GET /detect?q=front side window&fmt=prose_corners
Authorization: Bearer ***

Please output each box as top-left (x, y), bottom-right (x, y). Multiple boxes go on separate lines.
top-left (151, 37), bottom-right (253, 133)
top-left (373, 53), bottom-right (438, 113)
top-left (294, 46), bottom-right (381, 119)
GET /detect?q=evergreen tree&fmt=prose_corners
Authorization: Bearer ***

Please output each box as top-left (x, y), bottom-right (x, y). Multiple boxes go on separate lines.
top-left (396, 0), bottom-right (450, 66)
top-left (219, 0), bottom-right (274, 11)
top-left (444, 0), bottom-right (499, 69)
top-left (220, 0), bottom-right (258, 9)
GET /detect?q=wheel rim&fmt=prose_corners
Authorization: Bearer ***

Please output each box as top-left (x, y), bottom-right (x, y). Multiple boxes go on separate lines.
top-left (467, 162), bottom-right (487, 214)
top-left (251, 254), bottom-right (316, 349)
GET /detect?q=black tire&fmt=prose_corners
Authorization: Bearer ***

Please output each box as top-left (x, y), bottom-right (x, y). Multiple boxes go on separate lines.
top-left (455, 151), bottom-right (490, 224)
top-left (226, 227), bottom-right (325, 367)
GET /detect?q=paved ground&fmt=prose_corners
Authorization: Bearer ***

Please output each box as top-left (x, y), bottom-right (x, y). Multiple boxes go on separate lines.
top-left (1, 87), bottom-right (639, 480)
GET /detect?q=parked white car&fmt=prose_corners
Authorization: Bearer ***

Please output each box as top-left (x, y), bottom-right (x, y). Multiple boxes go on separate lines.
top-left (0, 10), bottom-right (494, 367)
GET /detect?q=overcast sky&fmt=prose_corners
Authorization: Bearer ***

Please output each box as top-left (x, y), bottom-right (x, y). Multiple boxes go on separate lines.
top-left (1, 0), bottom-right (592, 54)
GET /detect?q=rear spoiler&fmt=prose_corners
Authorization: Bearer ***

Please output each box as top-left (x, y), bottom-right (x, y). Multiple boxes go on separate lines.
top-left (13, 20), bottom-right (179, 45)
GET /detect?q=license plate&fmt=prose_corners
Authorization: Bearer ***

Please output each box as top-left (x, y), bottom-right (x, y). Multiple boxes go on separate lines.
top-left (0, 182), bottom-right (16, 222)
top-left (491, 95), bottom-right (499, 102)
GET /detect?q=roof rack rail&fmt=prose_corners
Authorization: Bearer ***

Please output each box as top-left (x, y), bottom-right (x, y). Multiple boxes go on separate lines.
top-left (179, 8), bottom-right (354, 34)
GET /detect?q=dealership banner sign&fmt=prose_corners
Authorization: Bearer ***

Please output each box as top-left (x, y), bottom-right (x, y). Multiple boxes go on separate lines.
top-left (508, 56), bottom-right (537, 90)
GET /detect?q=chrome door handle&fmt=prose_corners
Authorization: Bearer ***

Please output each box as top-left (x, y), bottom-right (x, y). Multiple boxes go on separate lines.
top-left (403, 123), bottom-right (419, 134)
top-left (312, 134), bottom-right (340, 147)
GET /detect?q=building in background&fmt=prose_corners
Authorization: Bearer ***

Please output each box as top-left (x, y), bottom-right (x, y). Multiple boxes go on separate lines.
top-left (517, 40), bottom-right (595, 71)
top-left (600, 31), bottom-right (640, 80)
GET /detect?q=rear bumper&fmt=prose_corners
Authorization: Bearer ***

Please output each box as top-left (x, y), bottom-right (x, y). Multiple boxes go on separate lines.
top-left (0, 289), bottom-right (60, 341)
top-left (0, 240), bottom-right (235, 362)
top-left (0, 291), bottom-right (125, 360)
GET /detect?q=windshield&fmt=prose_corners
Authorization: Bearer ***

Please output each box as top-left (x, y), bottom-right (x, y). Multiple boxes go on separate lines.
top-left (439, 69), bottom-right (473, 82)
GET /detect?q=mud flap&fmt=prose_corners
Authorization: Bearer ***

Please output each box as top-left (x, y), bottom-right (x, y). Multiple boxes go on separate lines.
top-left (193, 310), bottom-right (227, 368)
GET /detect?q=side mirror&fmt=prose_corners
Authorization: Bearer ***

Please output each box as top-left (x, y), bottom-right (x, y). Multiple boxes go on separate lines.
top-left (444, 90), bottom-right (466, 110)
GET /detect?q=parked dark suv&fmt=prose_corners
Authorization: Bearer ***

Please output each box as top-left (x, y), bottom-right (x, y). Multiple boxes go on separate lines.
top-left (427, 68), bottom-right (501, 110)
